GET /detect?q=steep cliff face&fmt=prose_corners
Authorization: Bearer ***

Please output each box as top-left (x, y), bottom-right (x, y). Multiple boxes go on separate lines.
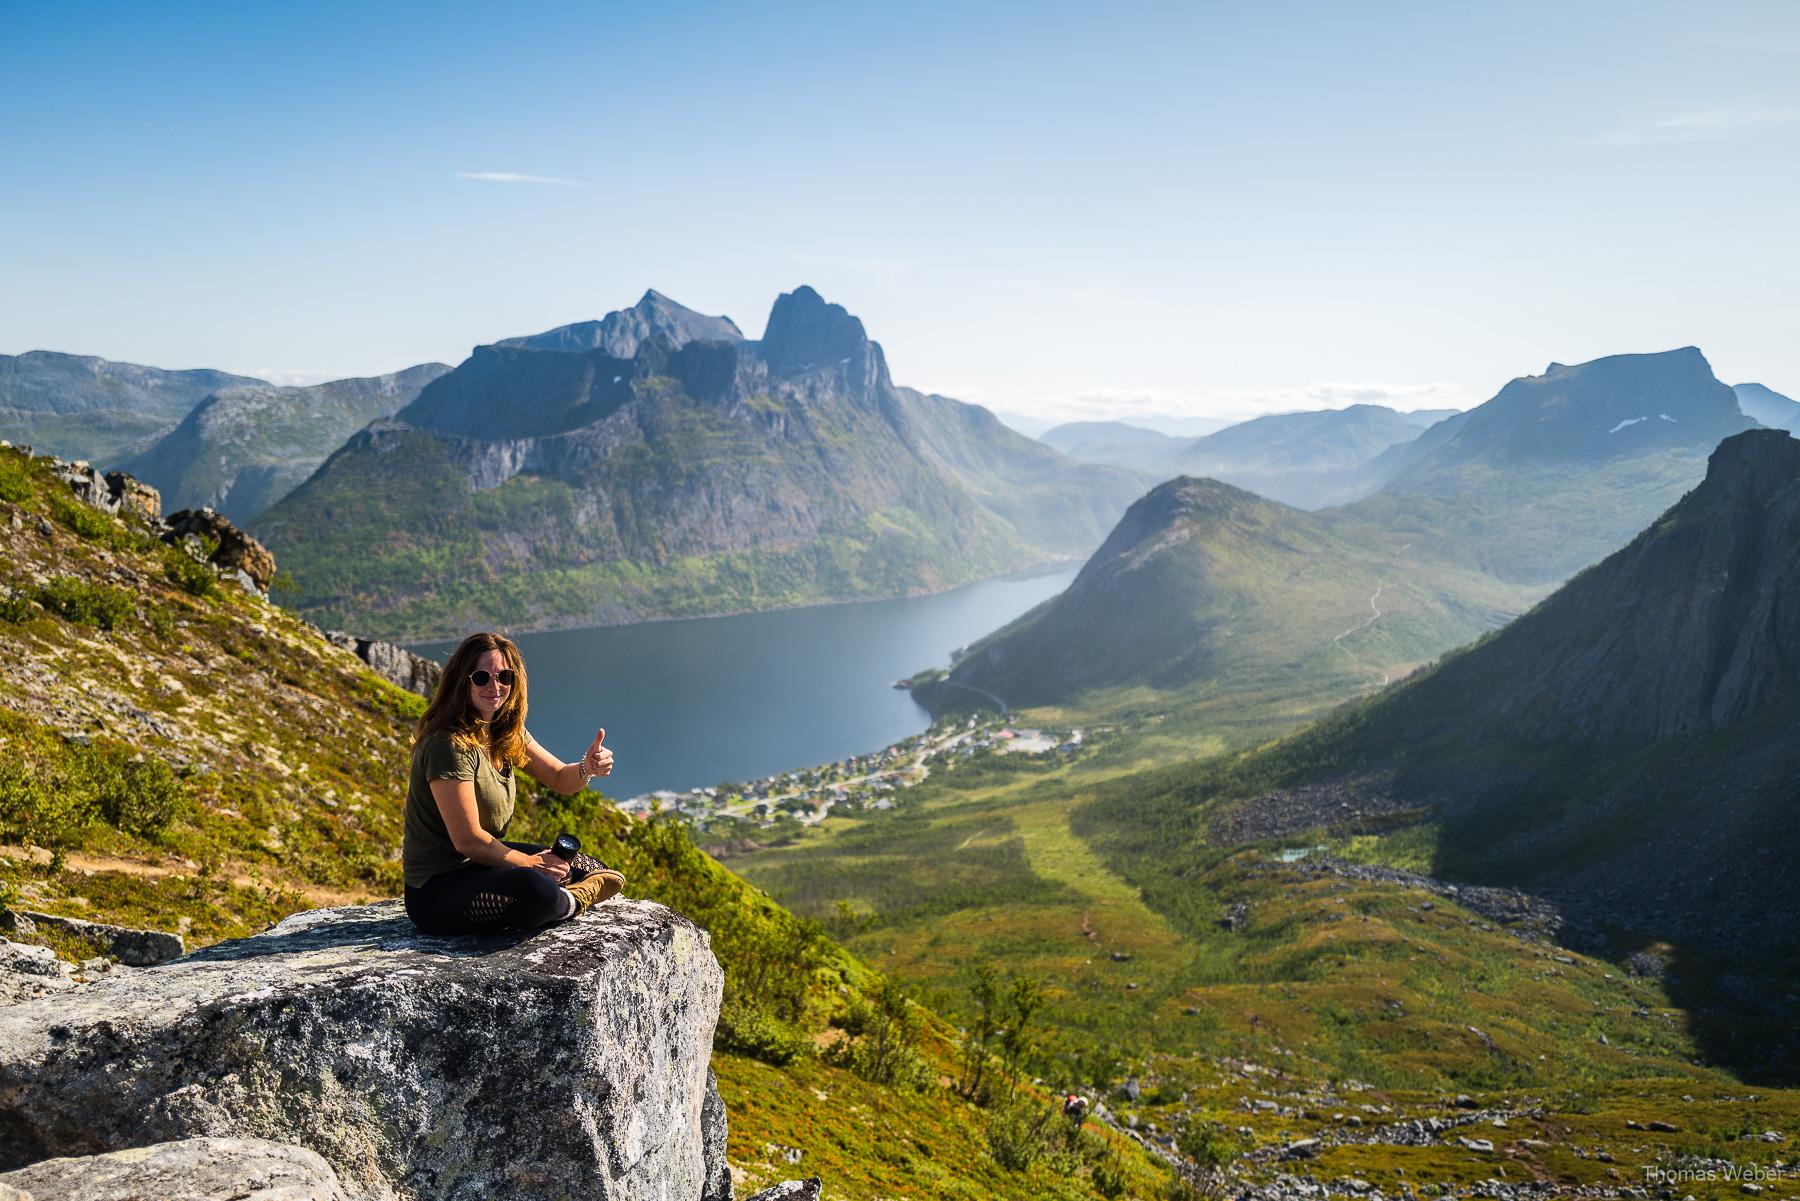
top-left (1375, 429), bottom-right (1800, 742)
top-left (254, 288), bottom-right (1144, 640)
top-left (114, 364), bottom-right (449, 522)
top-left (0, 901), bottom-right (727, 1201)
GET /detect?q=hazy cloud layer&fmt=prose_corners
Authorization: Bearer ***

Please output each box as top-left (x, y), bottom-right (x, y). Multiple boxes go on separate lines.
top-left (941, 381), bottom-right (1471, 429)
top-left (455, 171), bottom-right (584, 186)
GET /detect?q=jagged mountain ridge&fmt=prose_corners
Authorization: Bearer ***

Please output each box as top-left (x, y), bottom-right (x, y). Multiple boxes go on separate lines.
top-left (254, 287), bottom-right (1145, 640)
top-left (0, 351), bottom-right (266, 464)
top-left (114, 363), bottom-right (450, 523)
top-left (497, 288), bottom-right (744, 357)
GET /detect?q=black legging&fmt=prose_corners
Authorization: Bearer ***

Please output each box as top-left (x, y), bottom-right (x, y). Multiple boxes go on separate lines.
top-left (404, 841), bottom-right (567, 935)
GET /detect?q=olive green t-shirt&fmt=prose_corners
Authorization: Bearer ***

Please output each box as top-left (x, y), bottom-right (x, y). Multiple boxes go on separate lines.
top-left (402, 728), bottom-right (522, 888)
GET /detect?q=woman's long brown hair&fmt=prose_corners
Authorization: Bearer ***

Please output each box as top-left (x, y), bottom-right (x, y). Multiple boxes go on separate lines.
top-left (414, 632), bottom-right (530, 769)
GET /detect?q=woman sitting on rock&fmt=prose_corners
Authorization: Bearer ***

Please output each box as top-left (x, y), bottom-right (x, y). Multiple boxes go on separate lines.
top-left (402, 631), bottom-right (626, 935)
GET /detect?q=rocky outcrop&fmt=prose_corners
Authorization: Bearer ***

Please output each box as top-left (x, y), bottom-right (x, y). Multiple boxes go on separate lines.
top-left (320, 632), bottom-right (443, 698)
top-left (0, 1137), bottom-right (351, 1201)
top-left (0, 909), bottom-right (183, 967)
top-left (746, 1180), bottom-right (824, 1201)
top-left (758, 287), bottom-right (870, 376)
top-left (50, 461), bottom-right (161, 522)
top-left (0, 899), bottom-right (726, 1201)
top-left (164, 508), bottom-right (278, 595)
top-left (0, 939), bottom-right (78, 1007)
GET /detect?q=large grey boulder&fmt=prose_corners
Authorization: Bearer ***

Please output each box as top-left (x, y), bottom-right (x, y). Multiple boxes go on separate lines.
top-left (0, 1136), bottom-right (350, 1201)
top-left (0, 939), bottom-right (76, 1006)
top-left (0, 899), bottom-right (724, 1201)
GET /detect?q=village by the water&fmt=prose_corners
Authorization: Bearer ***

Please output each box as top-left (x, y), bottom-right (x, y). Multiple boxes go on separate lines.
top-left (620, 715), bottom-right (1085, 832)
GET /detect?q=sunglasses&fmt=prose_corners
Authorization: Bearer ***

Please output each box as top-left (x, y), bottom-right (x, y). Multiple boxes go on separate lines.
top-left (469, 669), bottom-right (517, 688)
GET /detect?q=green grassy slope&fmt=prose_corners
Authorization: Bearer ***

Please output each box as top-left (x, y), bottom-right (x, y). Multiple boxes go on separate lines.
top-left (0, 445), bottom-right (1167, 1199)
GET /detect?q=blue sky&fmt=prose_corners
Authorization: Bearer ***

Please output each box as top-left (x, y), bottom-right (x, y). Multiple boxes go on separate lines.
top-left (3, 0), bottom-right (1797, 425)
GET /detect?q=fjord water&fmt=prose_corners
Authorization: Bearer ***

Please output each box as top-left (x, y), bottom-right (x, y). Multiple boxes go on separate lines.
top-left (412, 564), bottom-right (1080, 801)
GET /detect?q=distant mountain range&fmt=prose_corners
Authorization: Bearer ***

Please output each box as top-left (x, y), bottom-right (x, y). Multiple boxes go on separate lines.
top-left (1038, 420), bottom-right (1185, 469)
top-left (114, 364), bottom-right (450, 523)
top-left (0, 351), bottom-right (264, 464)
top-left (1041, 404), bottom-right (1461, 508)
top-left (250, 287), bottom-right (1145, 639)
top-left (1078, 428), bottom-right (1800, 959)
top-left (1734, 382), bottom-right (1800, 431)
top-left (926, 347), bottom-right (1771, 726)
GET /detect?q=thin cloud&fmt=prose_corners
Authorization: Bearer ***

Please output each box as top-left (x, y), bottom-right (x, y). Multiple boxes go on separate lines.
top-left (1595, 103), bottom-right (1800, 146)
top-left (455, 171), bottom-right (584, 187)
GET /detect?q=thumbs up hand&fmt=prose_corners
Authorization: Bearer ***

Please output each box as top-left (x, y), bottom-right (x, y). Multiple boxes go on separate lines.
top-left (582, 728), bottom-right (614, 778)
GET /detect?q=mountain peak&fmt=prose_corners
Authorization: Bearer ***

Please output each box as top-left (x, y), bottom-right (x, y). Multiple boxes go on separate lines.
top-left (760, 286), bottom-right (870, 375)
top-left (1700, 425), bottom-right (1800, 486)
top-left (1390, 346), bottom-right (1749, 477)
top-left (498, 292), bottom-right (743, 358)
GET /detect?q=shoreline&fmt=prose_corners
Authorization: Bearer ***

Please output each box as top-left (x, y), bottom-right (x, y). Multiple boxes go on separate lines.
top-left (392, 556), bottom-right (1087, 654)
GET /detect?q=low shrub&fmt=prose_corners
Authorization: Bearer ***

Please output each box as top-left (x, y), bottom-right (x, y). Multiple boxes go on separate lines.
top-left (0, 457), bottom-right (32, 503)
top-left (35, 578), bottom-right (134, 630)
top-left (50, 493), bottom-right (116, 540)
top-left (81, 749), bottom-right (187, 839)
top-left (985, 1100), bottom-right (1053, 1171)
top-left (163, 547), bottom-right (219, 598)
top-left (0, 758), bottom-right (96, 847)
top-left (1090, 1151), bottom-right (1128, 1199)
top-left (714, 996), bottom-right (810, 1066)
top-left (0, 592), bottom-right (34, 623)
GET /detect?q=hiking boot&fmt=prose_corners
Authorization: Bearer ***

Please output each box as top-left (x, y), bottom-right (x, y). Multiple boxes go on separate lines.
top-left (564, 868), bottom-right (625, 916)
top-left (565, 850), bottom-right (612, 884)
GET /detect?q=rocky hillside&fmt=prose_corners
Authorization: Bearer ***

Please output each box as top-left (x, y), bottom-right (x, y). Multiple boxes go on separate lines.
top-left (114, 363), bottom-right (450, 522)
top-left (0, 351), bottom-right (264, 464)
top-left (1084, 430), bottom-right (1800, 961)
top-left (253, 287), bottom-right (1145, 640)
top-left (0, 445), bottom-right (1165, 1199)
